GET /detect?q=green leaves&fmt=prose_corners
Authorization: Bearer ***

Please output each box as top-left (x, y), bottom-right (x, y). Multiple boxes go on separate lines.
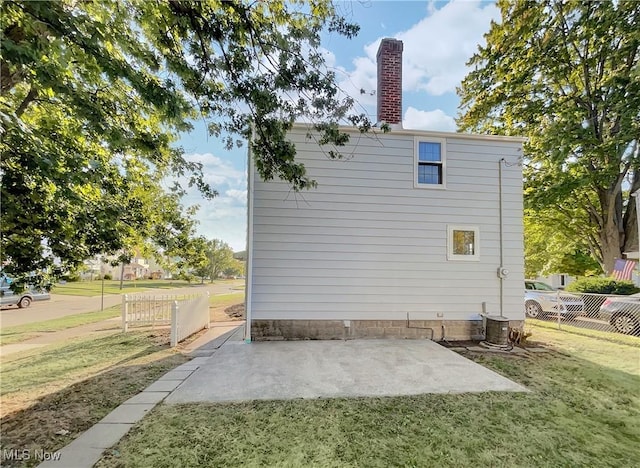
top-left (1, 0), bottom-right (364, 284)
top-left (458, 0), bottom-right (640, 274)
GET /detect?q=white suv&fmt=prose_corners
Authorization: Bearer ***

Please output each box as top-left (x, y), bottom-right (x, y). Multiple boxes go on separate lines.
top-left (524, 280), bottom-right (584, 319)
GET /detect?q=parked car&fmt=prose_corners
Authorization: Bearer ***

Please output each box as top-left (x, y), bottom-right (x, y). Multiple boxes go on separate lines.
top-left (598, 294), bottom-right (640, 335)
top-left (524, 280), bottom-right (584, 319)
top-left (0, 283), bottom-right (51, 308)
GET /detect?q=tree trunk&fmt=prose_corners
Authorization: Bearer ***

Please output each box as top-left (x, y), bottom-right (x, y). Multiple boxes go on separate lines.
top-left (600, 225), bottom-right (622, 275)
top-left (598, 188), bottom-right (625, 274)
top-left (623, 194), bottom-right (639, 256)
top-left (622, 162), bottom-right (640, 256)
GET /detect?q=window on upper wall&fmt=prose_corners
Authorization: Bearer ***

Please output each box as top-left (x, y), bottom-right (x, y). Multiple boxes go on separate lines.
top-left (415, 137), bottom-right (446, 188)
top-left (447, 225), bottom-right (480, 261)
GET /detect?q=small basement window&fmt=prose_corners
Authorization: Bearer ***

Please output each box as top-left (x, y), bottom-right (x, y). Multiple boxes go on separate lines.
top-left (447, 225), bottom-right (480, 261)
top-left (415, 137), bottom-right (446, 188)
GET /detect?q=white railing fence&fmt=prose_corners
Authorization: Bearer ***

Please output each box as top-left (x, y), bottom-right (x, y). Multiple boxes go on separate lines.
top-left (122, 293), bottom-right (210, 346)
top-left (170, 293), bottom-right (210, 347)
top-left (525, 291), bottom-right (640, 338)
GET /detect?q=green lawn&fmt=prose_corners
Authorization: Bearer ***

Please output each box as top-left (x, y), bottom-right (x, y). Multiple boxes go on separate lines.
top-left (51, 279), bottom-right (196, 296)
top-left (209, 291), bottom-right (244, 306)
top-left (95, 324), bottom-right (639, 468)
top-left (0, 331), bottom-right (188, 468)
top-left (0, 306), bottom-right (121, 345)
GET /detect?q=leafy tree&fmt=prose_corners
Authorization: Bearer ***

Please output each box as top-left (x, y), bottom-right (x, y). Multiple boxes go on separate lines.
top-left (458, 0), bottom-right (640, 274)
top-left (525, 208), bottom-right (602, 278)
top-left (1, 0), bottom-right (371, 286)
top-left (202, 239), bottom-right (235, 282)
top-left (224, 259), bottom-right (246, 278)
top-left (171, 236), bottom-right (209, 284)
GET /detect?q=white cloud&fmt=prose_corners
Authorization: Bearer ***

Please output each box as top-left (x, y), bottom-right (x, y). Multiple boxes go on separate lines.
top-left (183, 153), bottom-right (246, 187)
top-left (176, 153), bottom-right (247, 251)
top-left (403, 107), bottom-right (457, 132)
top-left (398, 0), bottom-right (499, 95)
top-left (332, 52), bottom-right (378, 113)
top-left (336, 0), bottom-right (499, 101)
top-left (195, 189), bottom-right (247, 251)
top-left (225, 189), bottom-right (248, 203)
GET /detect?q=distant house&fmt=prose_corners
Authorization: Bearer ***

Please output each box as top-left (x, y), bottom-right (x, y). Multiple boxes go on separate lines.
top-left (101, 252), bottom-right (152, 280)
top-left (535, 274), bottom-right (575, 290)
top-left (244, 39), bottom-right (525, 342)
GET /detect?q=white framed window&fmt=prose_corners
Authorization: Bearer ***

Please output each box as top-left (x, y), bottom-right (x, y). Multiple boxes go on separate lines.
top-left (414, 137), bottom-right (446, 188)
top-left (447, 225), bottom-right (480, 261)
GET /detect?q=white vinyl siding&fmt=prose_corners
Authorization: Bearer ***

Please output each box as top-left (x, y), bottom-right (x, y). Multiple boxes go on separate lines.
top-left (248, 126), bottom-right (524, 322)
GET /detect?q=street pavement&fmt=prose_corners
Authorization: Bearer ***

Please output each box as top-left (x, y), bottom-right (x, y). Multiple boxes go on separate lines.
top-left (0, 280), bottom-right (244, 328)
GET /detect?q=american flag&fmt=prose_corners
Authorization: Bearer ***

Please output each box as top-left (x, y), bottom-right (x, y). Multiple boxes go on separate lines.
top-left (612, 258), bottom-right (637, 281)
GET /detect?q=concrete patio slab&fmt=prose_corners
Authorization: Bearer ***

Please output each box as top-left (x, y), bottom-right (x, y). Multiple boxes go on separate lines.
top-left (183, 322), bottom-right (243, 357)
top-left (165, 339), bottom-right (528, 404)
top-left (187, 356), bottom-right (214, 366)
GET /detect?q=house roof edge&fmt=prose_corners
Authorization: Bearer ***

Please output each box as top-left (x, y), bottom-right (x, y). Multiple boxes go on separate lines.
top-left (290, 122), bottom-right (527, 143)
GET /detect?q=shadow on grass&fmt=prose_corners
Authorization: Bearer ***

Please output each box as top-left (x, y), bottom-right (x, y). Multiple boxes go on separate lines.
top-left (95, 346), bottom-right (640, 468)
top-left (0, 335), bottom-right (188, 468)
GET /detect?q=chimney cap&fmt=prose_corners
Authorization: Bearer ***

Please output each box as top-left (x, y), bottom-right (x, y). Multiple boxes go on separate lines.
top-left (376, 38), bottom-right (403, 58)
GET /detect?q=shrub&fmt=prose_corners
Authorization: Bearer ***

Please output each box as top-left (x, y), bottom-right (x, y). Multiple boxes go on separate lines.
top-left (565, 277), bottom-right (640, 295)
top-left (63, 273), bottom-right (81, 282)
top-left (103, 273), bottom-right (113, 280)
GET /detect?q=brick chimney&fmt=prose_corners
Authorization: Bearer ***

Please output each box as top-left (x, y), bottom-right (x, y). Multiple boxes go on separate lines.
top-left (376, 38), bottom-right (403, 127)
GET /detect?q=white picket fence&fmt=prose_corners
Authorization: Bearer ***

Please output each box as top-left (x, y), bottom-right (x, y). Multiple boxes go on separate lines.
top-left (169, 293), bottom-right (210, 347)
top-left (122, 292), bottom-right (210, 346)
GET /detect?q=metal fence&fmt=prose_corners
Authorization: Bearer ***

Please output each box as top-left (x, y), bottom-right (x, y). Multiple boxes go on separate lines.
top-left (525, 291), bottom-right (640, 337)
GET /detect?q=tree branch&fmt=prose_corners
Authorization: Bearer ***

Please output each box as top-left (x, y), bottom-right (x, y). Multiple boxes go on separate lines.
top-left (15, 85), bottom-right (38, 117)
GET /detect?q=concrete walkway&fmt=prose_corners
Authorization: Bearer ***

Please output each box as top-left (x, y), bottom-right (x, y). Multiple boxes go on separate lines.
top-left (0, 317), bottom-right (122, 357)
top-left (37, 323), bottom-right (245, 468)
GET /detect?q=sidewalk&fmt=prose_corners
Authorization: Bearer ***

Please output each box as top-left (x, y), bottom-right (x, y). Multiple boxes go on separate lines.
top-left (0, 317), bottom-right (122, 357)
top-left (0, 282), bottom-right (243, 357)
top-left (37, 321), bottom-right (245, 468)
top-left (0, 280), bottom-right (243, 327)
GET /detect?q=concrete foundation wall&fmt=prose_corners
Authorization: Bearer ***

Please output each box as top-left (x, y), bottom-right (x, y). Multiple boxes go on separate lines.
top-left (252, 319), bottom-right (526, 342)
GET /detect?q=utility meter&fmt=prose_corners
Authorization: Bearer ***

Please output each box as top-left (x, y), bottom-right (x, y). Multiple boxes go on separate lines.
top-left (497, 267), bottom-right (509, 279)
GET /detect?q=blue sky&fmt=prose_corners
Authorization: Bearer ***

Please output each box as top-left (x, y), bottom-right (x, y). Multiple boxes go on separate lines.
top-left (176, 0), bottom-right (500, 251)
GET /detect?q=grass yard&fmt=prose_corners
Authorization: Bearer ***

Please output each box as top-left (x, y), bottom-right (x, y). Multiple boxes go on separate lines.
top-left (210, 291), bottom-right (245, 322)
top-left (0, 305), bottom-right (121, 345)
top-left (0, 331), bottom-right (189, 468)
top-left (51, 279), bottom-right (197, 296)
top-left (95, 324), bottom-right (639, 467)
top-left (209, 292), bottom-right (244, 307)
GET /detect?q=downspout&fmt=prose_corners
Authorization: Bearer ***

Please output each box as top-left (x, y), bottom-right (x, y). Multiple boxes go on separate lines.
top-left (244, 126), bottom-right (256, 343)
top-left (499, 159), bottom-right (504, 317)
